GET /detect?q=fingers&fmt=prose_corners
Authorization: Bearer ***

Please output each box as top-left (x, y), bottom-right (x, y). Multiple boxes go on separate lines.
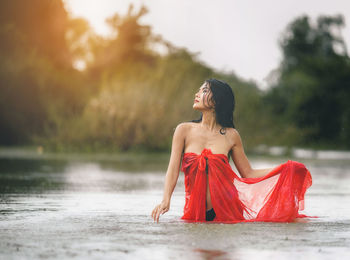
top-left (151, 205), bottom-right (159, 220)
top-left (151, 204), bottom-right (161, 222)
top-left (156, 207), bottom-right (169, 222)
top-left (155, 207), bottom-right (162, 223)
top-left (151, 206), bottom-right (163, 222)
top-left (151, 206), bottom-right (156, 218)
top-left (151, 204), bottom-right (169, 223)
top-left (160, 208), bottom-right (168, 215)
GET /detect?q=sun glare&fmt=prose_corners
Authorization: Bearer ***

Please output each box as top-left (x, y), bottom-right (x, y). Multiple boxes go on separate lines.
top-left (73, 59), bottom-right (87, 71)
top-left (63, 0), bottom-right (133, 36)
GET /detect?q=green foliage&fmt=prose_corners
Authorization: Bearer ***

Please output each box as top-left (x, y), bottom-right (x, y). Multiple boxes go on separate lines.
top-left (1, 1), bottom-right (349, 152)
top-left (0, 0), bottom-right (89, 145)
top-left (0, 0), bottom-right (71, 67)
top-left (265, 14), bottom-right (350, 148)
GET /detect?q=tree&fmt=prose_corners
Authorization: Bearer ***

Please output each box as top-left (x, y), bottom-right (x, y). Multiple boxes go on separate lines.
top-left (265, 14), bottom-right (350, 148)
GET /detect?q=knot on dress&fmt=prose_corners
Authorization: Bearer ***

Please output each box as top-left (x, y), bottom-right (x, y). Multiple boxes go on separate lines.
top-left (198, 148), bottom-right (212, 171)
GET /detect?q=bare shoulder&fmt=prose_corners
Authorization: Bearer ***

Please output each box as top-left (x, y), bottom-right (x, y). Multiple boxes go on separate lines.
top-left (173, 122), bottom-right (196, 133)
top-left (225, 128), bottom-right (242, 147)
top-left (225, 127), bottom-right (240, 138)
top-left (173, 122), bottom-right (193, 137)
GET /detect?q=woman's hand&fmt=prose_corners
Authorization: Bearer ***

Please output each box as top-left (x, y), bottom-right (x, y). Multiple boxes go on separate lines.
top-left (151, 200), bottom-right (170, 223)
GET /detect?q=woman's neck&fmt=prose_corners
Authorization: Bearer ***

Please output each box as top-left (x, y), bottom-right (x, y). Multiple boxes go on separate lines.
top-left (200, 110), bottom-right (220, 132)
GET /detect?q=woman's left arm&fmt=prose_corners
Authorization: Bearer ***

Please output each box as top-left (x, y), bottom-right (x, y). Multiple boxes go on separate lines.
top-left (230, 129), bottom-right (273, 178)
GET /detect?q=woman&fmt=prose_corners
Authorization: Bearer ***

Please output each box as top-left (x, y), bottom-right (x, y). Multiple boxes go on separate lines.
top-left (151, 79), bottom-right (314, 223)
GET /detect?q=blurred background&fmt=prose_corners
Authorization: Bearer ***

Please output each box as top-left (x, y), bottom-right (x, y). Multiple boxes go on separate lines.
top-left (0, 0), bottom-right (349, 153)
top-left (1, 1), bottom-right (350, 259)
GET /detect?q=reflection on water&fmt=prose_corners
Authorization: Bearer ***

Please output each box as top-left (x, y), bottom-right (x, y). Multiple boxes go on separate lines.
top-left (194, 248), bottom-right (228, 260)
top-left (0, 153), bottom-right (350, 259)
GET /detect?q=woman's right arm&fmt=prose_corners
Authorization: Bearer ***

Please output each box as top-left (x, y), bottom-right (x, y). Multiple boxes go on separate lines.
top-left (151, 123), bottom-right (187, 222)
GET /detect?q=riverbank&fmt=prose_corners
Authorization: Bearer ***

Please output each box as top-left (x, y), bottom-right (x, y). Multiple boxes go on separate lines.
top-left (1, 145), bottom-right (350, 162)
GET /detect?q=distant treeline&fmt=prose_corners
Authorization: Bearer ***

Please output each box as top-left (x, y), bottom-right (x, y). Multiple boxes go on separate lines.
top-left (0, 0), bottom-right (349, 152)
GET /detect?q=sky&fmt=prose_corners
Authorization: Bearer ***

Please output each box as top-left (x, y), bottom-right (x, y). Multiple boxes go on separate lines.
top-left (63, 0), bottom-right (350, 89)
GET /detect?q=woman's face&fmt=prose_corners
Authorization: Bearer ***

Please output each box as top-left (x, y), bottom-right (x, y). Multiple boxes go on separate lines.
top-left (193, 82), bottom-right (215, 111)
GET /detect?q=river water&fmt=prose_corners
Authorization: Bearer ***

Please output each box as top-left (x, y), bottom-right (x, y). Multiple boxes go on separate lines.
top-left (0, 150), bottom-right (349, 259)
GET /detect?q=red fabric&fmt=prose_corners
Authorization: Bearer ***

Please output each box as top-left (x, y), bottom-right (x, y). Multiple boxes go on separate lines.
top-left (180, 148), bottom-right (317, 223)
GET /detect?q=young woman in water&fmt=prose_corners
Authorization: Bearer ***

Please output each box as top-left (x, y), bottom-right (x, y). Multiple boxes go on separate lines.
top-left (151, 79), bottom-right (313, 223)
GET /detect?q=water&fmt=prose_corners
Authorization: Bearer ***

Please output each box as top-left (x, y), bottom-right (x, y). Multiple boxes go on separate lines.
top-left (0, 151), bottom-right (349, 259)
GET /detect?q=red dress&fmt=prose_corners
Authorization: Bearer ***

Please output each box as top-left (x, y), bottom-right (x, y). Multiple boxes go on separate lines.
top-left (181, 148), bottom-right (316, 223)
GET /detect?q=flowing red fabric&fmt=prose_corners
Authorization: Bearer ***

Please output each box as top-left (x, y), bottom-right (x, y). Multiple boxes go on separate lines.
top-left (180, 148), bottom-right (317, 223)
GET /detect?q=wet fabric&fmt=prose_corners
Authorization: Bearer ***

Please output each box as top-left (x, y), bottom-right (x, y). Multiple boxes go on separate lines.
top-left (181, 148), bottom-right (317, 223)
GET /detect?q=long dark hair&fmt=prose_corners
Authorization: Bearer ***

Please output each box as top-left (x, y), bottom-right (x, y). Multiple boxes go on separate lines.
top-left (190, 78), bottom-right (236, 135)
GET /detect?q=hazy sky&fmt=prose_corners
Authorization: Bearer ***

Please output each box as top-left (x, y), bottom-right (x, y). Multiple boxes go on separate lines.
top-left (64, 0), bottom-right (350, 89)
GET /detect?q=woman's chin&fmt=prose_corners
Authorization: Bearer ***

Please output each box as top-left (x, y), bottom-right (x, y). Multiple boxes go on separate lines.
top-left (192, 105), bottom-right (201, 111)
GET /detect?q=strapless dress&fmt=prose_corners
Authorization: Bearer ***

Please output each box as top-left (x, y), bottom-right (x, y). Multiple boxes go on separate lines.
top-left (181, 148), bottom-right (317, 223)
